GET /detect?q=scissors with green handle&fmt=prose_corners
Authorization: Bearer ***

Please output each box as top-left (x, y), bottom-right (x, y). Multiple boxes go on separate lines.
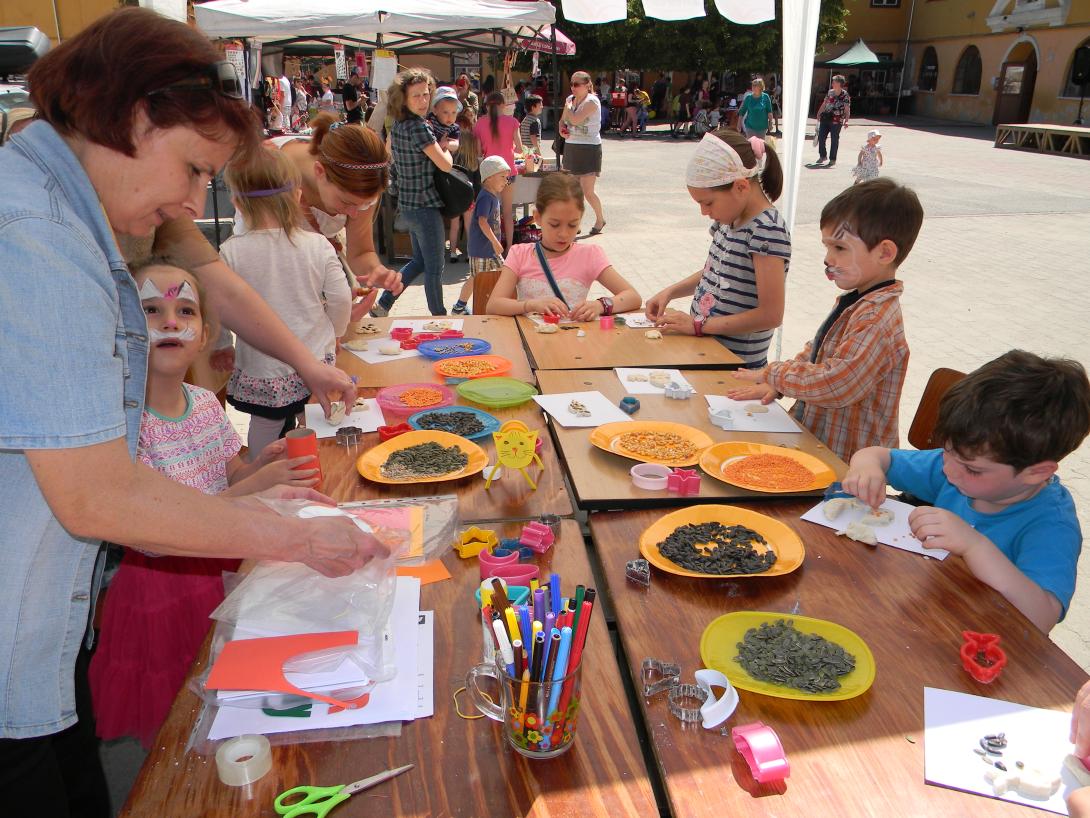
top-left (274, 763), bottom-right (413, 818)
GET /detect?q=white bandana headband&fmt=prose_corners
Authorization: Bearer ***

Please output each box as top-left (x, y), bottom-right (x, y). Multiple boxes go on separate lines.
top-left (685, 134), bottom-right (766, 188)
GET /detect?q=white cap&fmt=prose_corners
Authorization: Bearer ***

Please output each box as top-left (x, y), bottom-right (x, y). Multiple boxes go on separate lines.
top-left (480, 155), bottom-right (511, 181)
top-left (728, 98), bottom-right (737, 108)
top-left (867, 128), bottom-right (882, 139)
top-left (431, 86), bottom-right (463, 113)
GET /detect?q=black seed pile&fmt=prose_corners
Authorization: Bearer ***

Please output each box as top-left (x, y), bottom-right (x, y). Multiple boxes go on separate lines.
top-left (414, 411), bottom-right (485, 437)
top-left (656, 522), bottom-right (776, 574)
top-left (380, 442), bottom-right (468, 479)
top-left (735, 619), bottom-right (856, 693)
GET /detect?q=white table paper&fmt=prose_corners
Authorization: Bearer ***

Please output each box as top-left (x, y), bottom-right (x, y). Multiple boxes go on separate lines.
top-left (924, 687), bottom-right (1077, 815)
top-left (345, 344), bottom-right (421, 365)
top-left (389, 318), bottom-right (464, 333)
top-left (303, 399), bottom-right (384, 438)
top-left (614, 368), bottom-right (695, 396)
top-left (800, 497), bottom-right (950, 560)
top-left (415, 611), bottom-right (434, 717)
top-left (208, 578), bottom-right (427, 739)
top-left (617, 312), bottom-right (656, 328)
top-left (533, 390), bottom-right (633, 428)
top-left (704, 394), bottom-right (803, 434)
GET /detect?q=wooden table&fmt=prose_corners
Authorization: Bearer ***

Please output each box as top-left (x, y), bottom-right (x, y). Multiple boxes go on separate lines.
top-left (588, 503), bottom-right (1089, 817)
top-left (516, 315), bottom-right (742, 371)
top-left (121, 521), bottom-right (657, 817)
top-left (315, 387), bottom-right (571, 523)
top-left (339, 316), bottom-right (535, 387)
top-left (536, 370), bottom-right (845, 510)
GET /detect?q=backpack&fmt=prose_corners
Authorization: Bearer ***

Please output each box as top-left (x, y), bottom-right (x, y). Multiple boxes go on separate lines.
top-left (432, 163), bottom-right (476, 219)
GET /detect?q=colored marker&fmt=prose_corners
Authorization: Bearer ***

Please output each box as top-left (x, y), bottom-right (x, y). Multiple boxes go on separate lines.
top-left (550, 573), bottom-right (562, 618)
top-left (546, 626), bottom-right (573, 720)
top-left (493, 618), bottom-right (515, 677)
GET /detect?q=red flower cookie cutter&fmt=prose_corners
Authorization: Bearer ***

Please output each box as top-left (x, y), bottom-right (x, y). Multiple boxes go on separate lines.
top-left (390, 327), bottom-right (413, 341)
top-left (377, 422), bottom-right (413, 442)
top-left (960, 630), bottom-right (1007, 684)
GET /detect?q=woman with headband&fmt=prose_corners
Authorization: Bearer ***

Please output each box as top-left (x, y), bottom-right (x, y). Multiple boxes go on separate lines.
top-left (0, 9), bottom-right (388, 812)
top-left (645, 130), bottom-right (790, 368)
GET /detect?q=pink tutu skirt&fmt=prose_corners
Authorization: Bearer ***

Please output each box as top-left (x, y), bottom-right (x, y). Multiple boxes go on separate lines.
top-left (89, 550), bottom-right (240, 747)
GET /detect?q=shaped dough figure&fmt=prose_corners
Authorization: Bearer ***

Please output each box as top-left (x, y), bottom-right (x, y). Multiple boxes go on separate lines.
top-left (627, 373), bottom-right (649, 382)
top-left (985, 764), bottom-right (1061, 800)
top-left (860, 508), bottom-right (895, 527)
top-left (379, 341), bottom-right (402, 355)
top-left (645, 330), bottom-right (663, 340)
top-left (1063, 754), bottom-right (1090, 787)
top-left (328, 401), bottom-right (347, 426)
top-left (838, 520), bottom-right (878, 546)
top-left (743, 404), bottom-right (769, 414)
top-left (823, 497), bottom-right (855, 521)
top-left (648, 372), bottom-right (672, 388)
top-left (535, 323), bottom-right (558, 334)
top-left (343, 339), bottom-right (369, 351)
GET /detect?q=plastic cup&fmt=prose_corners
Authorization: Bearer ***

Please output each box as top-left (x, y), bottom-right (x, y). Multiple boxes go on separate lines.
top-left (599, 315), bottom-right (615, 329)
top-left (284, 428), bottom-right (322, 485)
top-left (466, 655), bottom-right (584, 759)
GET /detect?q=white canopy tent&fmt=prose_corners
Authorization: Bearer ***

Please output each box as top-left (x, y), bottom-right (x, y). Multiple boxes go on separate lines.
top-left (194, 0), bottom-right (556, 52)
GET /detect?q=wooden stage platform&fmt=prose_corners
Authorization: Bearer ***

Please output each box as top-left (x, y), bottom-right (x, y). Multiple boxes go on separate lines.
top-left (995, 122), bottom-right (1090, 158)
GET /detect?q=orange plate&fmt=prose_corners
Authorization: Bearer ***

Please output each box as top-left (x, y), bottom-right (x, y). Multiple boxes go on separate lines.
top-left (433, 355), bottom-right (512, 380)
top-left (589, 420), bottom-right (715, 467)
top-left (700, 441), bottom-right (836, 493)
top-left (638, 504), bottom-right (805, 579)
top-left (357, 430), bottom-right (487, 484)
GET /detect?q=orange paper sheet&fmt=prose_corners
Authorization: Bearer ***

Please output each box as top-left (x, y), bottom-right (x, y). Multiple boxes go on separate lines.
top-left (206, 630), bottom-right (359, 709)
top-left (396, 560), bottom-right (452, 586)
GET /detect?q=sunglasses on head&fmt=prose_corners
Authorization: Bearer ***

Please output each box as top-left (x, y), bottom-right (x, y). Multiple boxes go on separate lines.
top-left (147, 61), bottom-right (245, 101)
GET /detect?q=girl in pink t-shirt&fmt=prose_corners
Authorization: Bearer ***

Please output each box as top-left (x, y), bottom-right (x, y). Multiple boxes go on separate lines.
top-left (487, 172), bottom-right (640, 320)
top-left (473, 91), bottom-right (524, 248)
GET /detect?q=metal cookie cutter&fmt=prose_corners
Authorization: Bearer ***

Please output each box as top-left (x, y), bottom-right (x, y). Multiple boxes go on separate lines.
top-left (625, 558), bottom-right (651, 587)
top-left (642, 658), bottom-right (681, 697)
top-left (668, 683), bottom-right (709, 723)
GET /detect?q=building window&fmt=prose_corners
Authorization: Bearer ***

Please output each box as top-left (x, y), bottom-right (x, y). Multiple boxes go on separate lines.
top-left (918, 46), bottom-right (939, 92)
top-left (1061, 38), bottom-right (1090, 97)
top-left (952, 46), bottom-right (982, 94)
top-left (870, 0), bottom-right (900, 6)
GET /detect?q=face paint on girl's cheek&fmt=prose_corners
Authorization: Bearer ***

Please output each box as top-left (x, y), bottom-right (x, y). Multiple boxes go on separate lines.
top-left (138, 278), bottom-right (200, 305)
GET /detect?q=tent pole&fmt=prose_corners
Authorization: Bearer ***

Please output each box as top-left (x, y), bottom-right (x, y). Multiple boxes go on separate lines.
top-left (551, 23), bottom-right (561, 165)
top-left (894, 0), bottom-right (917, 117)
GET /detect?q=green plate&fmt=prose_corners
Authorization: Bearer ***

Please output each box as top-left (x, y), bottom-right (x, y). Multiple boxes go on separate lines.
top-left (456, 376), bottom-right (538, 409)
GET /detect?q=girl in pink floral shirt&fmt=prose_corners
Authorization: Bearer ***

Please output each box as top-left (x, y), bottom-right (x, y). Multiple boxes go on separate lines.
top-left (89, 260), bottom-right (320, 746)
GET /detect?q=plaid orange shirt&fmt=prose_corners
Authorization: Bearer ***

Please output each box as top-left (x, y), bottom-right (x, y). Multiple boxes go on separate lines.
top-left (765, 282), bottom-right (908, 462)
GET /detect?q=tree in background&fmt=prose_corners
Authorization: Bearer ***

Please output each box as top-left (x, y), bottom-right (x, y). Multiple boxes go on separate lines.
top-left (559, 0), bottom-right (848, 75)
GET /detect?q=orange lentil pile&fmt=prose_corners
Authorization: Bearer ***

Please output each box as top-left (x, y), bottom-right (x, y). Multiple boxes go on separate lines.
top-left (722, 453), bottom-right (815, 490)
top-left (617, 431), bottom-right (697, 462)
top-left (436, 358), bottom-right (498, 378)
top-left (399, 387), bottom-right (444, 408)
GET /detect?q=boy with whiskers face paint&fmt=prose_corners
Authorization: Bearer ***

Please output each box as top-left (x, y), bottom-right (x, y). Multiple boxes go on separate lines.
top-left (729, 178), bottom-right (923, 461)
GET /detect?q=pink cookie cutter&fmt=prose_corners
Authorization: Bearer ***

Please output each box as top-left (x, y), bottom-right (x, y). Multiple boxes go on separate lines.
top-left (519, 521), bottom-right (555, 553)
top-left (485, 563), bottom-right (540, 585)
top-left (667, 468), bottom-right (701, 495)
top-left (478, 549), bottom-right (519, 580)
top-left (732, 722), bottom-right (790, 784)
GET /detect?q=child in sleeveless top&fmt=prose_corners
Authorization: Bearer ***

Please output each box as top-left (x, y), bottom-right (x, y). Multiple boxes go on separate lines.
top-left (89, 260), bottom-right (320, 747)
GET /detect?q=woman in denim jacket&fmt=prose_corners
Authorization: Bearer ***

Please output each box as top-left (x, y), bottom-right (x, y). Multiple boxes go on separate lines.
top-left (0, 10), bottom-right (390, 814)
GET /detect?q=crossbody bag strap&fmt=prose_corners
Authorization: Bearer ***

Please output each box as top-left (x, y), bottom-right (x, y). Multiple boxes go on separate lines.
top-left (534, 242), bottom-right (570, 309)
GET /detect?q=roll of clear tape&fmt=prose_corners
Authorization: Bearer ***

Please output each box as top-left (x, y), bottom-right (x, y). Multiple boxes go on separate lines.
top-left (215, 734), bottom-right (272, 787)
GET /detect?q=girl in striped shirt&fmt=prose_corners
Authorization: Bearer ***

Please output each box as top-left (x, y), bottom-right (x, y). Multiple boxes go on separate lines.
top-left (645, 130), bottom-right (790, 368)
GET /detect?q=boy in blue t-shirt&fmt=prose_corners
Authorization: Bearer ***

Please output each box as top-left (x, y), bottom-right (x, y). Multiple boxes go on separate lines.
top-left (451, 155), bottom-right (510, 315)
top-left (843, 350), bottom-right (1090, 632)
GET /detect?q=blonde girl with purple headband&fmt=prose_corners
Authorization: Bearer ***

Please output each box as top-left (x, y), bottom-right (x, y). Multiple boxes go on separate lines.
top-left (220, 147), bottom-right (353, 453)
top-left (645, 130), bottom-right (790, 368)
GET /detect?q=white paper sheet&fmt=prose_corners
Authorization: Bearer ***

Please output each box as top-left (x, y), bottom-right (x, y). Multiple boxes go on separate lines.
top-left (389, 318), bottom-right (464, 333)
top-left (533, 390), bottom-right (633, 428)
top-left (345, 344), bottom-right (421, 365)
top-left (704, 394), bottom-right (803, 434)
top-left (614, 368), bottom-right (695, 396)
top-left (303, 399), bottom-right (384, 438)
top-left (617, 312), bottom-right (656, 328)
top-left (800, 497), bottom-right (950, 560)
top-left (208, 577), bottom-right (426, 739)
top-left (416, 611), bottom-right (434, 717)
top-left (924, 687), bottom-right (1077, 815)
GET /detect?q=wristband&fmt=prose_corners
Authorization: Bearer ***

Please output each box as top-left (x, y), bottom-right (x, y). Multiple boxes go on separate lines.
top-left (693, 317), bottom-right (705, 337)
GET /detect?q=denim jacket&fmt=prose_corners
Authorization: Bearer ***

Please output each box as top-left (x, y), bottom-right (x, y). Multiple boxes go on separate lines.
top-left (0, 122), bottom-right (148, 738)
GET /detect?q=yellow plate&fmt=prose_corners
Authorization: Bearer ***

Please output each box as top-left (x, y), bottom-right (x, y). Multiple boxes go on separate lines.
top-left (356, 430), bottom-right (487, 484)
top-left (589, 421), bottom-right (715, 467)
top-left (638, 505), bottom-right (804, 579)
top-left (700, 611), bottom-right (876, 701)
top-left (700, 441), bottom-right (836, 493)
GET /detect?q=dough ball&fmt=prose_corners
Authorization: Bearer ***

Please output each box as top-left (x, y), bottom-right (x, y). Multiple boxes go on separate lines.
top-left (379, 341), bottom-right (402, 355)
top-left (838, 520), bottom-right (878, 546)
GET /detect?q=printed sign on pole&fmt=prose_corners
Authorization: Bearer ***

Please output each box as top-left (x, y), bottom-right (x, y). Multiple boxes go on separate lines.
top-left (334, 45), bottom-right (347, 80)
top-left (356, 52), bottom-right (368, 79)
top-left (372, 49), bottom-right (398, 92)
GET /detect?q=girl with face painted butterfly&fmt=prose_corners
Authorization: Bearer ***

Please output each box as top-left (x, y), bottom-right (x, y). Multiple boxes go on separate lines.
top-left (88, 259), bottom-right (325, 747)
top-left (644, 130), bottom-right (790, 369)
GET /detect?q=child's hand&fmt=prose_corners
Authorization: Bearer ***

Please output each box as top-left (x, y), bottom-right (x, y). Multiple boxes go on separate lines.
top-left (1071, 681), bottom-right (1090, 756)
top-left (491, 240), bottom-right (505, 258)
top-left (644, 290), bottom-right (671, 322)
top-left (841, 462), bottom-right (888, 510)
top-left (257, 485), bottom-right (337, 504)
top-left (525, 298), bottom-right (568, 317)
top-left (361, 264), bottom-right (402, 295)
top-left (252, 456), bottom-right (322, 491)
top-left (210, 347), bottom-right (235, 372)
top-left (726, 384), bottom-right (777, 404)
top-left (351, 287), bottom-right (378, 322)
top-left (908, 507), bottom-right (988, 557)
top-left (254, 438), bottom-right (288, 468)
top-left (568, 300), bottom-right (603, 322)
top-left (655, 309), bottom-right (695, 335)
top-left (731, 367), bottom-right (767, 384)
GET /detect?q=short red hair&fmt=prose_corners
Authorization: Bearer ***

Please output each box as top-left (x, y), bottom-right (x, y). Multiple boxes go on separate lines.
top-left (28, 7), bottom-right (260, 157)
